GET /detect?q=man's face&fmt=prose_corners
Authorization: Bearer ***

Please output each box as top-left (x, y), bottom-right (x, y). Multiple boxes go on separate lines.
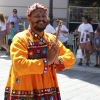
top-left (98, 26), bottom-right (100, 29)
top-left (57, 21), bottom-right (59, 26)
top-left (30, 8), bottom-right (48, 32)
top-left (97, 32), bottom-right (100, 36)
top-left (82, 17), bottom-right (87, 23)
top-left (13, 11), bottom-right (17, 17)
top-left (91, 19), bottom-right (94, 24)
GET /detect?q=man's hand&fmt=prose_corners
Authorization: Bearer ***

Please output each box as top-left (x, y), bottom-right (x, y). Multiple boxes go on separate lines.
top-left (96, 48), bottom-right (99, 51)
top-left (61, 30), bottom-right (68, 34)
top-left (54, 57), bottom-right (59, 64)
top-left (47, 43), bottom-right (58, 65)
top-left (77, 39), bottom-right (80, 46)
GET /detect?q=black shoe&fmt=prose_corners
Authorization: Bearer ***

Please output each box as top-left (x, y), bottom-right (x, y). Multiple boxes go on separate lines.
top-left (94, 64), bottom-right (98, 67)
top-left (86, 63), bottom-right (90, 66)
top-left (78, 62), bottom-right (83, 66)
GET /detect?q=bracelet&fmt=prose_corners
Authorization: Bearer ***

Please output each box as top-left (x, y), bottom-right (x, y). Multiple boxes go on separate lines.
top-left (43, 59), bottom-right (48, 74)
top-left (58, 57), bottom-right (65, 68)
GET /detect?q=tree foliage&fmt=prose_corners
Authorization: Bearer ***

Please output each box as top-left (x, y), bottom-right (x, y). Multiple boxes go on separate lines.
top-left (69, 0), bottom-right (100, 7)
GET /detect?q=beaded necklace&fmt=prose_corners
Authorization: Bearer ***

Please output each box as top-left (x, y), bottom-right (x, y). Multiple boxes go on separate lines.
top-left (29, 28), bottom-right (47, 44)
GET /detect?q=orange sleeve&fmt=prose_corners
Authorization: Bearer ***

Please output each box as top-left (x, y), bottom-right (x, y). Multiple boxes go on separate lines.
top-left (10, 36), bottom-right (45, 76)
top-left (56, 40), bottom-right (76, 71)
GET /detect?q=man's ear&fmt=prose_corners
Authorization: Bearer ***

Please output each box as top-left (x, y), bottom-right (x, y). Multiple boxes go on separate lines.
top-left (27, 16), bottom-right (31, 22)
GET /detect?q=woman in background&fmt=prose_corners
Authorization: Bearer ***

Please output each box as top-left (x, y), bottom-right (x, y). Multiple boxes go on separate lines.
top-left (0, 12), bottom-right (9, 55)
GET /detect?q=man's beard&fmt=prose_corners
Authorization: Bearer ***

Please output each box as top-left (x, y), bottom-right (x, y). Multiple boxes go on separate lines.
top-left (34, 20), bottom-right (47, 32)
top-left (34, 26), bottom-right (46, 32)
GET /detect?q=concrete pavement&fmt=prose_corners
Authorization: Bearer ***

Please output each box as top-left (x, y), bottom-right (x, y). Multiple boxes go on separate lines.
top-left (0, 51), bottom-right (100, 100)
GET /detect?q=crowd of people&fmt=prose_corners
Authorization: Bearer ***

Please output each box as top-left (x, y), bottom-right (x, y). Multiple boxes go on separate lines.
top-left (76, 15), bottom-right (100, 68)
top-left (0, 9), bottom-right (21, 55)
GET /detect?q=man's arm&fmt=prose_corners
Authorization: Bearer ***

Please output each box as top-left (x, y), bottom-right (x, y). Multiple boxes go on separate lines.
top-left (93, 37), bottom-right (99, 51)
top-left (89, 24), bottom-right (93, 41)
top-left (16, 16), bottom-right (22, 23)
top-left (10, 36), bottom-right (49, 76)
top-left (7, 16), bottom-right (10, 24)
top-left (0, 22), bottom-right (1, 32)
top-left (90, 32), bottom-right (93, 41)
top-left (94, 42), bottom-right (99, 50)
top-left (61, 25), bottom-right (68, 34)
top-left (77, 32), bottom-right (81, 45)
top-left (55, 40), bottom-right (76, 71)
top-left (0, 27), bottom-right (1, 32)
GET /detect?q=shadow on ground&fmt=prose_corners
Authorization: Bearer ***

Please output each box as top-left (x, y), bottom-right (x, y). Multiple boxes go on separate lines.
top-left (0, 51), bottom-right (11, 60)
top-left (57, 67), bottom-right (100, 87)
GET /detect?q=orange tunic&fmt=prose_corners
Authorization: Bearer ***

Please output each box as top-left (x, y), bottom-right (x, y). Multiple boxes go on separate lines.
top-left (4, 30), bottom-right (76, 100)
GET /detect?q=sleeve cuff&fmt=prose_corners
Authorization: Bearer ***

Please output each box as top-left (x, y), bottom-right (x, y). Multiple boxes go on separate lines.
top-left (58, 57), bottom-right (65, 68)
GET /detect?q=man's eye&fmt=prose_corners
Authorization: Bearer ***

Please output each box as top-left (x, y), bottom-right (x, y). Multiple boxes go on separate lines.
top-left (42, 15), bottom-right (46, 18)
top-left (33, 15), bottom-right (46, 18)
top-left (34, 16), bottom-right (40, 18)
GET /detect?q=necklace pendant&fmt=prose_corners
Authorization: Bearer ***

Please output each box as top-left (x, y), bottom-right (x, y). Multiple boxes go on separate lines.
top-left (34, 34), bottom-right (38, 38)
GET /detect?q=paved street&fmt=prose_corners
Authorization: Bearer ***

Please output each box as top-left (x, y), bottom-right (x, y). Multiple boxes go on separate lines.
top-left (0, 51), bottom-right (100, 100)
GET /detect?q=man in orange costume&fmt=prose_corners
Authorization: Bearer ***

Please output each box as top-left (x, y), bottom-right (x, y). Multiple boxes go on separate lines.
top-left (4, 3), bottom-right (76, 100)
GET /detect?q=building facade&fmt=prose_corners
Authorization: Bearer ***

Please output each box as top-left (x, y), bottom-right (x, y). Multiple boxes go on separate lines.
top-left (0, 0), bottom-right (69, 28)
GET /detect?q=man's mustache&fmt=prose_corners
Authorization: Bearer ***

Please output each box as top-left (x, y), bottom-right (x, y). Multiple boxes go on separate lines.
top-left (36, 20), bottom-right (46, 24)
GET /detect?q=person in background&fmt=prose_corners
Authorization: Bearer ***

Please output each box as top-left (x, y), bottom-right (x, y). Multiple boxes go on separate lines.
top-left (8, 22), bottom-right (16, 54)
top-left (94, 24), bottom-right (100, 36)
top-left (89, 18), bottom-right (94, 25)
top-left (4, 3), bottom-right (75, 100)
top-left (55, 18), bottom-right (69, 48)
top-left (73, 25), bottom-right (79, 54)
top-left (44, 17), bottom-right (56, 34)
top-left (88, 18), bottom-right (95, 63)
top-left (93, 29), bottom-right (100, 68)
top-left (73, 25), bottom-right (79, 37)
top-left (0, 12), bottom-right (9, 54)
top-left (78, 15), bottom-right (93, 66)
top-left (7, 9), bottom-right (22, 32)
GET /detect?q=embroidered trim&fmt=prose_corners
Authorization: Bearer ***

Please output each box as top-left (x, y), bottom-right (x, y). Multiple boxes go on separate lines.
top-left (43, 59), bottom-right (48, 74)
top-left (26, 31), bottom-right (49, 59)
top-left (4, 87), bottom-right (61, 100)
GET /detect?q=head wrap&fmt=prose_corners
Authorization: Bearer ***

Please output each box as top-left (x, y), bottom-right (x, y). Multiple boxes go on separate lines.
top-left (26, 3), bottom-right (48, 17)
